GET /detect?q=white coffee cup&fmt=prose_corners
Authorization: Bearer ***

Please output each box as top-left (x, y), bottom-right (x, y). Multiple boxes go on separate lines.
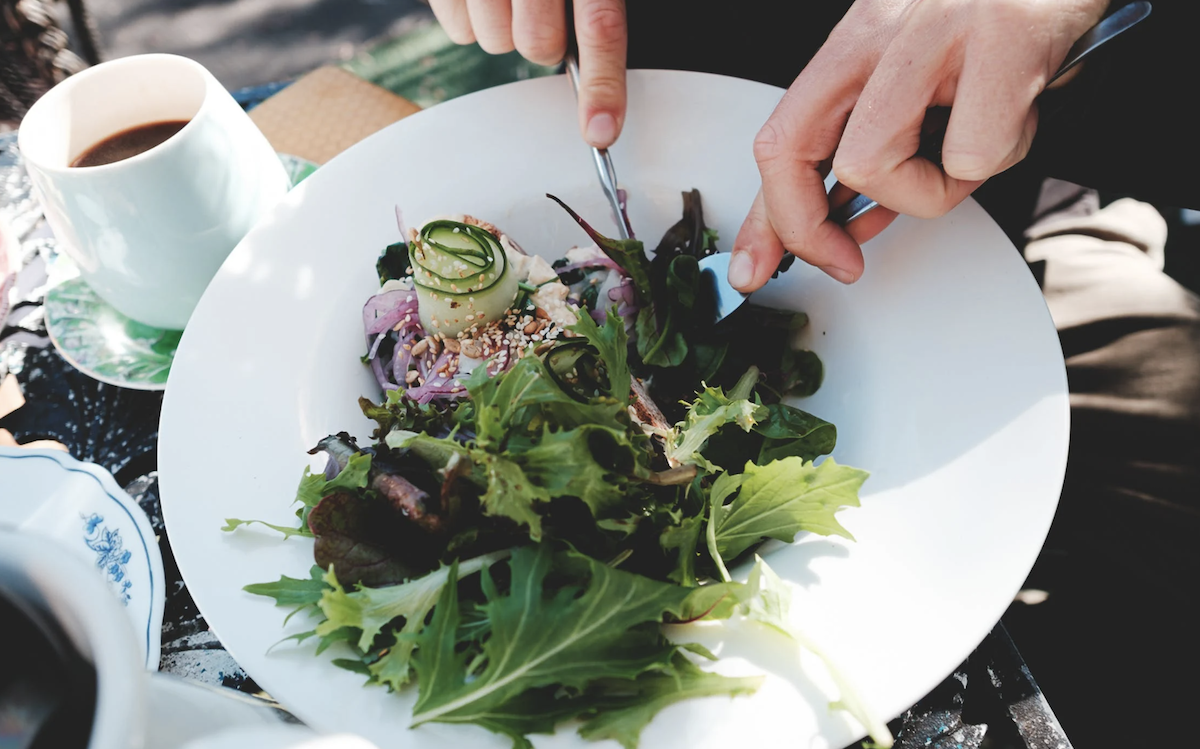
top-left (18, 53), bottom-right (289, 330)
top-left (0, 527), bottom-right (308, 749)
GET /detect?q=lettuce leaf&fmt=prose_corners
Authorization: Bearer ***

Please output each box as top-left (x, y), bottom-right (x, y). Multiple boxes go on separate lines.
top-left (567, 305), bottom-right (631, 400)
top-left (411, 545), bottom-right (694, 728)
top-left (295, 451), bottom-right (372, 508)
top-left (577, 654), bottom-right (762, 749)
top-left (714, 457), bottom-right (868, 562)
top-left (666, 373), bottom-right (765, 471)
top-left (314, 551), bottom-right (507, 690)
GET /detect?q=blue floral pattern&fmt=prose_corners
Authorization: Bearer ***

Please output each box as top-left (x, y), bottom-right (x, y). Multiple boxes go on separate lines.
top-left (83, 512), bottom-right (133, 604)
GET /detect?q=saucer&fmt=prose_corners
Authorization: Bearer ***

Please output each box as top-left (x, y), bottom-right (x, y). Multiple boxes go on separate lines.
top-left (0, 446), bottom-right (166, 670)
top-left (41, 153), bottom-right (317, 391)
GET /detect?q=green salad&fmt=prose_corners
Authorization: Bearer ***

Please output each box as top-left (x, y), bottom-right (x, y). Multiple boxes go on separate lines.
top-left (227, 191), bottom-right (892, 749)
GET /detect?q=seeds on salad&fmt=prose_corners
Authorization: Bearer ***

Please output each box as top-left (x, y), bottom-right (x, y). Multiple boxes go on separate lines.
top-left (405, 369), bottom-right (419, 384)
top-left (411, 339), bottom-right (429, 357)
top-left (443, 338), bottom-right (461, 354)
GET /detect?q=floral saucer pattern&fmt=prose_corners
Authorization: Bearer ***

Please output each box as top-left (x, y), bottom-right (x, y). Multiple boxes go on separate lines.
top-left (0, 446), bottom-right (166, 669)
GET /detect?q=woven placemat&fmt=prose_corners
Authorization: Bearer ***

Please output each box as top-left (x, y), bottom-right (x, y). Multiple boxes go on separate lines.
top-left (248, 66), bottom-right (422, 165)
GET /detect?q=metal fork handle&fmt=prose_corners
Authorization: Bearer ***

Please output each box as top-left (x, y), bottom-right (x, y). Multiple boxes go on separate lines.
top-left (827, 1), bottom-right (1151, 227)
top-left (564, 52), bottom-right (632, 241)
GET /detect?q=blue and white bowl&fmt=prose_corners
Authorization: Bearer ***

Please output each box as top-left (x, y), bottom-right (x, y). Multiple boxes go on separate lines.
top-left (0, 446), bottom-right (165, 669)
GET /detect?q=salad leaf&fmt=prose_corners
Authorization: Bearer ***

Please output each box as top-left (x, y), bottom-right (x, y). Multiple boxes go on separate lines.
top-left (658, 514), bottom-right (703, 586)
top-left (779, 348), bottom-right (824, 398)
top-left (410, 544), bottom-right (695, 729)
top-left (714, 457), bottom-right (868, 562)
top-left (577, 654), bottom-right (763, 749)
top-left (306, 491), bottom-right (415, 587)
top-left (652, 189), bottom-right (717, 262)
top-left (220, 518), bottom-right (313, 539)
top-left (243, 565), bottom-right (329, 607)
top-left (475, 451), bottom-right (552, 539)
top-left (468, 355), bottom-right (626, 450)
top-left (295, 451), bottom-right (372, 509)
top-left (547, 193), bottom-right (653, 302)
top-left (567, 305), bottom-right (631, 400)
top-left (754, 403), bottom-right (838, 464)
top-left (666, 373), bottom-right (765, 471)
top-left (517, 424), bottom-right (635, 518)
top-left (359, 391), bottom-right (454, 442)
top-left (315, 552), bottom-right (507, 690)
top-left (376, 240), bottom-right (411, 284)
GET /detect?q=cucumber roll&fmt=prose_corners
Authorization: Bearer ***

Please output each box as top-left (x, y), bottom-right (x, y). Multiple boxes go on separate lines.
top-left (411, 219), bottom-right (519, 338)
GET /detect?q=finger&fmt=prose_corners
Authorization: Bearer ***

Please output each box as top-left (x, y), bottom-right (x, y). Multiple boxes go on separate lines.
top-left (740, 51), bottom-right (871, 283)
top-left (512, 0), bottom-right (566, 66)
top-left (828, 182), bottom-right (899, 246)
top-left (728, 190), bottom-right (786, 293)
top-left (429, 0), bottom-right (475, 44)
top-left (831, 23), bottom-right (978, 219)
top-left (465, 0), bottom-right (515, 54)
top-left (573, 0), bottom-right (627, 148)
top-left (940, 33), bottom-right (1043, 180)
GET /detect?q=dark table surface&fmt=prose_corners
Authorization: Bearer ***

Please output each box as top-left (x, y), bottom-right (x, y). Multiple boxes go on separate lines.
top-left (0, 119), bottom-right (1073, 749)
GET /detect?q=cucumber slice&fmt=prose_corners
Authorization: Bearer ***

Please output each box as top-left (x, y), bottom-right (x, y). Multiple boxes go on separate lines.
top-left (411, 220), bottom-right (519, 337)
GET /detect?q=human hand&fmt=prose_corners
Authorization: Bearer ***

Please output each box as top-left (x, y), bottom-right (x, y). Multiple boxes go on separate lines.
top-left (427, 0), bottom-right (628, 148)
top-left (726, 0), bottom-right (1108, 291)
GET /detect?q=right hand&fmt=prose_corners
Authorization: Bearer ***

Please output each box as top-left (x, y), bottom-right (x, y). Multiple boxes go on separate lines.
top-left (428, 0), bottom-right (629, 149)
top-left (726, 0), bottom-right (1108, 292)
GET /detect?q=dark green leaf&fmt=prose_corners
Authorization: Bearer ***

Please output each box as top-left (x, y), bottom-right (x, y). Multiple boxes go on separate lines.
top-left (635, 306), bottom-right (687, 368)
top-left (376, 240), bottom-right (412, 284)
top-left (780, 348), bottom-right (824, 398)
top-left (547, 193), bottom-right (653, 302)
top-left (755, 403), bottom-right (838, 463)
top-left (567, 306), bottom-right (631, 400)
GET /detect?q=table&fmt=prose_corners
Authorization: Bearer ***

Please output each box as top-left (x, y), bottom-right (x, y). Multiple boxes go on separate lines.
top-left (0, 71), bottom-right (1074, 749)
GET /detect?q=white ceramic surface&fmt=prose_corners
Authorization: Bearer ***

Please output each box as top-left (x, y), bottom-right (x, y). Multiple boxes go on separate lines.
top-left (17, 53), bottom-right (290, 330)
top-left (1, 446), bottom-right (166, 669)
top-left (157, 70), bottom-right (1070, 749)
top-left (0, 527), bottom-right (292, 749)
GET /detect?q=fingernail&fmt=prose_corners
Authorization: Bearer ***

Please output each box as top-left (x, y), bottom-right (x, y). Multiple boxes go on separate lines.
top-left (727, 251), bottom-right (755, 290)
top-left (585, 113), bottom-right (617, 147)
top-left (820, 265), bottom-right (856, 284)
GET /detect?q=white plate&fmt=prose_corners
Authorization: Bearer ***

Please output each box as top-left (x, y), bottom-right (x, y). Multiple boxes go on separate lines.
top-left (158, 70), bottom-right (1069, 749)
top-left (0, 446), bottom-right (166, 669)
